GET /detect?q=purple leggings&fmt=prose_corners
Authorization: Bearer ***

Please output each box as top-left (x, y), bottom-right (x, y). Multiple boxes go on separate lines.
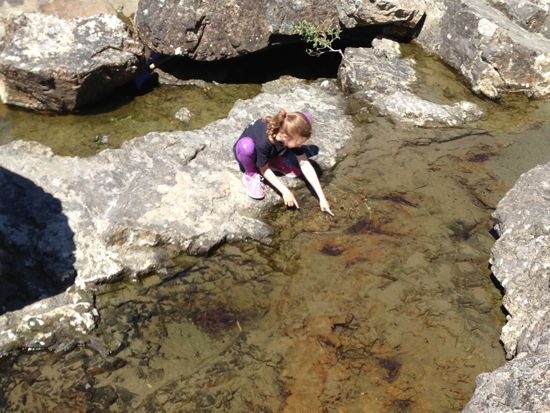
top-left (234, 136), bottom-right (257, 174)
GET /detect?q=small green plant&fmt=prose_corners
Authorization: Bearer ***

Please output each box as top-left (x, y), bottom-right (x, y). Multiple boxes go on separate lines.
top-left (293, 19), bottom-right (343, 57)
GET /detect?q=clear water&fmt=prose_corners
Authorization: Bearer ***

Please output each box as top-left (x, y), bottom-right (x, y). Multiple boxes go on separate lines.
top-left (1, 46), bottom-right (550, 412)
top-left (0, 83), bottom-right (261, 157)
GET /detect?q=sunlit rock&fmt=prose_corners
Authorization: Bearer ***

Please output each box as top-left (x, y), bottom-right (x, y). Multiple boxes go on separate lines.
top-left (135, 0), bottom-right (425, 60)
top-left (463, 352), bottom-right (550, 412)
top-left (338, 39), bottom-right (483, 127)
top-left (415, 0), bottom-right (550, 99)
top-left (465, 161), bottom-right (550, 411)
top-left (0, 78), bottom-right (352, 287)
top-left (491, 161), bottom-right (550, 358)
top-left (0, 13), bottom-right (143, 112)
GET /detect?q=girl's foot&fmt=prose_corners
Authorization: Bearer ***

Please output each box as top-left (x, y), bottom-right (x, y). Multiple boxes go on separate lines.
top-left (242, 173), bottom-right (265, 199)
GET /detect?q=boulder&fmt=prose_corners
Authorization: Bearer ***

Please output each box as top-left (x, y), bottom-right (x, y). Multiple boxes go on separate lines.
top-left (338, 39), bottom-right (483, 127)
top-left (463, 352), bottom-right (550, 413)
top-left (415, 0), bottom-right (550, 99)
top-left (0, 13), bottom-right (143, 112)
top-left (464, 161), bottom-right (550, 411)
top-left (490, 161), bottom-right (550, 358)
top-left (488, 0), bottom-right (550, 39)
top-left (134, 0), bottom-right (425, 60)
top-left (0, 78), bottom-right (353, 353)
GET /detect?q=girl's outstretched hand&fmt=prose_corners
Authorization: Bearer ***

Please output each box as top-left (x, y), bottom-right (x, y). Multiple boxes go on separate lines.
top-left (282, 188), bottom-right (300, 209)
top-left (320, 198), bottom-right (334, 216)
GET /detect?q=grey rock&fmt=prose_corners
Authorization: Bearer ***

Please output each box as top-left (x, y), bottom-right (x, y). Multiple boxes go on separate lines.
top-left (416, 0), bottom-right (550, 99)
top-left (0, 77), bottom-right (352, 287)
top-left (488, 0), bottom-right (550, 39)
top-left (135, 0), bottom-right (425, 60)
top-left (175, 107), bottom-right (193, 124)
top-left (491, 162), bottom-right (550, 358)
top-left (463, 352), bottom-right (550, 413)
top-left (464, 161), bottom-right (550, 412)
top-left (0, 288), bottom-right (97, 355)
top-left (338, 42), bottom-right (483, 127)
top-left (0, 13), bottom-right (143, 112)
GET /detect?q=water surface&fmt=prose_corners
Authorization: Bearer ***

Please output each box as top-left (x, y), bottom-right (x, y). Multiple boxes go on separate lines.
top-left (1, 48), bottom-right (550, 412)
top-left (0, 83), bottom-right (260, 157)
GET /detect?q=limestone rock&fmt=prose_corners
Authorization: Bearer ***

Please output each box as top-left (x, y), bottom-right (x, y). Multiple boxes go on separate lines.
top-left (0, 288), bottom-right (97, 354)
top-left (490, 161), bottom-right (550, 358)
top-left (0, 13), bottom-right (143, 112)
top-left (175, 107), bottom-right (193, 124)
top-left (338, 41), bottom-right (483, 127)
top-left (135, 0), bottom-right (425, 60)
top-left (416, 0), bottom-right (550, 99)
top-left (464, 161), bottom-right (550, 411)
top-left (488, 0), bottom-right (550, 39)
top-left (463, 352), bottom-right (550, 413)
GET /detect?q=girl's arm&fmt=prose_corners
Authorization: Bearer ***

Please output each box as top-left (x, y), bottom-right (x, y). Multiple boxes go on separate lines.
top-left (259, 164), bottom-right (300, 208)
top-left (297, 154), bottom-right (334, 216)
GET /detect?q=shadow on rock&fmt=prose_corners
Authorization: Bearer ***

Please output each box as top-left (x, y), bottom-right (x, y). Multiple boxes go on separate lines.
top-left (0, 167), bottom-right (76, 315)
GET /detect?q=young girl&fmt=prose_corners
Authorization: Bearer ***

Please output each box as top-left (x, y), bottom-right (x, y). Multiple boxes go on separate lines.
top-left (234, 110), bottom-right (334, 216)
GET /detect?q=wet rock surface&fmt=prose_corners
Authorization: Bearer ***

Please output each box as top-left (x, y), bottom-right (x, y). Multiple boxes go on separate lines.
top-left (135, 0), bottom-right (425, 60)
top-left (0, 13), bottom-right (143, 112)
top-left (338, 38), bottom-right (484, 127)
top-left (465, 161), bottom-right (550, 412)
top-left (0, 289), bottom-right (97, 355)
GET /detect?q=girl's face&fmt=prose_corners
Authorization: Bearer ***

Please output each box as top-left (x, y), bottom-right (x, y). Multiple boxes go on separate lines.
top-left (276, 132), bottom-right (305, 148)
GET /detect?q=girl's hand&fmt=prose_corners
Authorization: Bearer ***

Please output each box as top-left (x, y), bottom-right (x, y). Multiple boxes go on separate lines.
top-left (320, 198), bottom-right (334, 216)
top-left (282, 188), bottom-right (300, 209)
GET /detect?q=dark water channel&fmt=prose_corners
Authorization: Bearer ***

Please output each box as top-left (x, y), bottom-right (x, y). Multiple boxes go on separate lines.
top-left (1, 47), bottom-right (550, 412)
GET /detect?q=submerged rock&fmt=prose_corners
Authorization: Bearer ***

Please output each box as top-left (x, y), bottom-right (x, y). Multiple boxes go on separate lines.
top-left (0, 78), bottom-right (353, 353)
top-left (0, 288), bottom-right (97, 355)
top-left (338, 39), bottom-right (483, 127)
top-left (464, 161), bottom-right (550, 411)
top-left (0, 13), bottom-right (143, 112)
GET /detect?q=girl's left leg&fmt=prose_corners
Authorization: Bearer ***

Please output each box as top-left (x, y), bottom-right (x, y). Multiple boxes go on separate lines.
top-left (234, 136), bottom-right (265, 199)
top-left (234, 136), bottom-right (258, 175)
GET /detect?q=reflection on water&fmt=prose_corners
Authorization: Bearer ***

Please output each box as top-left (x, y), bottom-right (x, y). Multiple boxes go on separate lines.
top-left (0, 83), bottom-right (260, 157)
top-left (1, 50), bottom-right (550, 412)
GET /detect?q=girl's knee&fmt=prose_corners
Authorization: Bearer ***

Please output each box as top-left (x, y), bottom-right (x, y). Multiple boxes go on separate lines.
top-left (236, 136), bottom-right (255, 156)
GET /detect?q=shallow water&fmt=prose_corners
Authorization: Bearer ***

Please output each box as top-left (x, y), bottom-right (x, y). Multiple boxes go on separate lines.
top-left (1, 48), bottom-right (550, 412)
top-left (0, 83), bottom-right (260, 157)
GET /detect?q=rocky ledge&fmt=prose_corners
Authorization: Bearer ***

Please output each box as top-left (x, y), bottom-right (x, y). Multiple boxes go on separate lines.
top-left (464, 161), bottom-right (550, 412)
top-left (0, 13), bottom-right (143, 112)
top-left (0, 78), bottom-right (353, 353)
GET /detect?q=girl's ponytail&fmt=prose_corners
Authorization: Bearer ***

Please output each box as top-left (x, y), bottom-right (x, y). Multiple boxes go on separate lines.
top-left (265, 109), bottom-right (287, 144)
